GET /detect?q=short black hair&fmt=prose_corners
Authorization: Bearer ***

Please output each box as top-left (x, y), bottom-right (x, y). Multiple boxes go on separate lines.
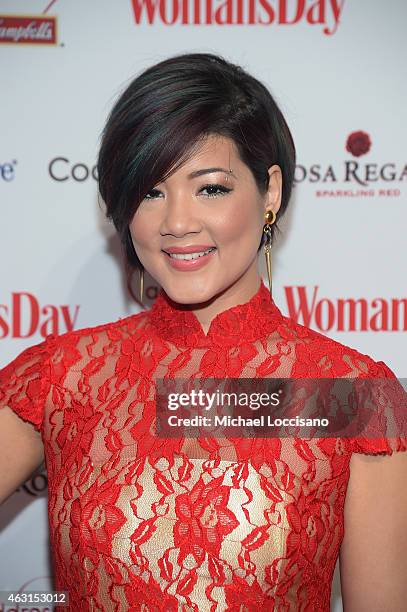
top-left (97, 52), bottom-right (296, 298)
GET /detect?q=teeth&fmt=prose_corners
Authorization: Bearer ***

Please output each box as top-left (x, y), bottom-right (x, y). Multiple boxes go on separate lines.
top-left (168, 248), bottom-right (215, 261)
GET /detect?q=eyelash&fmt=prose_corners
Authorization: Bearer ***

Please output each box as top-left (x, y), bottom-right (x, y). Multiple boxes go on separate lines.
top-left (143, 184), bottom-right (233, 200)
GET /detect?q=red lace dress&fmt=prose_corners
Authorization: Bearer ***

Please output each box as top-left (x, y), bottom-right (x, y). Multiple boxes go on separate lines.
top-left (0, 279), bottom-right (406, 611)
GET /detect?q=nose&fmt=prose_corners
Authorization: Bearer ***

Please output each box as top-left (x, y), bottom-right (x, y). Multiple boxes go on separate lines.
top-left (160, 191), bottom-right (202, 237)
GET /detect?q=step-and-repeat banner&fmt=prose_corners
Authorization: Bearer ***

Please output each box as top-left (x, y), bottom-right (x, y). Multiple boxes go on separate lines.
top-left (1, 1), bottom-right (406, 609)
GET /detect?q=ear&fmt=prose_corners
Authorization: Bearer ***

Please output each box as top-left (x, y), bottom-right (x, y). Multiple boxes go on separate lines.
top-left (264, 164), bottom-right (282, 217)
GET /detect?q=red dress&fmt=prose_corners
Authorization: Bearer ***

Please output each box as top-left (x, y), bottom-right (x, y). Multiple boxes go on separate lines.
top-left (0, 279), bottom-right (406, 611)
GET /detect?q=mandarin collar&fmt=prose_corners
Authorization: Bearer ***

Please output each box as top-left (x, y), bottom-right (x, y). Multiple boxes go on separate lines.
top-left (147, 279), bottom-right (285, 348)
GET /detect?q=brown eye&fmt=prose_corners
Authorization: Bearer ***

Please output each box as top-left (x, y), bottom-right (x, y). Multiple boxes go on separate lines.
top-left (200, 184), bottom-right (232, 198)
top-left (143, 184), bottom-right (232, 200)
top-left (144, 189), bottom-right (162, 200)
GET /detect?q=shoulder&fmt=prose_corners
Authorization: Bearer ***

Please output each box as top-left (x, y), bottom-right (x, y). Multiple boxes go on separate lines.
top-left (13, 310), bottom-right (152, 394)
top-left (278, 312), bottom-right (393, 378)
top-left (0, 310), bottom-right (150, 432)
top-left (1, 310), bottom-right (150, 380)
top-left (340, 445), bottom-right (407, 608)
top-left (276, 316), bottom-right (406, 456)
top-left (46, 309), bottom-right (150, 350)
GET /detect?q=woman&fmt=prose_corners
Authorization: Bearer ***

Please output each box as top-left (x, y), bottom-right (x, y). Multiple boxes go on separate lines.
top-left (0, 52), bottom-right (406, 612)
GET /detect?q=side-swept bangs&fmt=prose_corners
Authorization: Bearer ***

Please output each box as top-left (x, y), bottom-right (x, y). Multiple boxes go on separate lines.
top-left (97, 52), bottom-right (296, 280)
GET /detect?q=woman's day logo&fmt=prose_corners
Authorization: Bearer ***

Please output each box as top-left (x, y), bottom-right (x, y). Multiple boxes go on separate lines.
top-left (0, 294), bottom-right (80, 340)
top-left (130, 0), bottom-right (345, 35)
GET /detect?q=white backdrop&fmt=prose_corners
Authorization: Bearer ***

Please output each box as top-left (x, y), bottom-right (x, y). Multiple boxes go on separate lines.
top-left (1, 1), bottom-right (406, 610)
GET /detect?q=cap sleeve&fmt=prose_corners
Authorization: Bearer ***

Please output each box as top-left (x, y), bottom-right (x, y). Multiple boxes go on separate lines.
top-left (0, 336), bottom-right (54, 434)
top-left (350, 359), bottom-right (407, 456)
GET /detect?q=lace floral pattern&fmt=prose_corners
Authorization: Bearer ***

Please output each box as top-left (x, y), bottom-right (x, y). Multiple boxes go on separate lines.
top-left (0, 279), bottom-right (406, 611)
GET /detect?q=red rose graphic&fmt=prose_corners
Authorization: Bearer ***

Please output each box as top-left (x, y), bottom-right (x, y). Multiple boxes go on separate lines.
top-left (345, 131), bottom-right (372, 157)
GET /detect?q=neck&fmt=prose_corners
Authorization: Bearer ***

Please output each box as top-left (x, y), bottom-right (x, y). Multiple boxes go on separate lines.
top-left (172, 270), bottom-right (264, 336)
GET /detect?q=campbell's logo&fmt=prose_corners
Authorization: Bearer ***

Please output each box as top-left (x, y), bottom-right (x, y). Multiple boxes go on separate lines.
top-left (0, 159), bottom-right (17, 181)
top-left (0, 1), bottom-right (58, 45)
top-left (285, 286), bottom-right (407, 332)
top-left (295, 130), bottom-right (406, 198)
top-left (0, 293), bottom-right (80, 339)
top-left (130, 0), bottom-right (345, 35)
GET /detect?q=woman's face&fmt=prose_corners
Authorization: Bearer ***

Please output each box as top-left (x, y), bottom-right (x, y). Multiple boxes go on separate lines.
top-left (129, 134), bottom-right (282, 306)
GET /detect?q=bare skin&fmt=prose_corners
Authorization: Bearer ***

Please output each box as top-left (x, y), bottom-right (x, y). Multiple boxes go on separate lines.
top-left (339, 451), bottom-right (407, 611)
top-left (129, 133), bottom-right (282, 334)
top-left (1, 134), bottom-right (406, 612)
top-left (0, 406), bottom-right (44, 504)
top-left (1, 134), bottom-right (283, 506)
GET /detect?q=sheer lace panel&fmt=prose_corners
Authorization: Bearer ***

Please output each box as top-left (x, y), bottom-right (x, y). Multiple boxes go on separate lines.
top-left (0, 279), bottom-right (405, 611)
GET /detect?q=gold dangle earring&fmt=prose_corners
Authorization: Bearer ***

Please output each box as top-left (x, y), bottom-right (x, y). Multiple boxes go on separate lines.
top-left (263, 209), bottom-right (276, 298)
top-left (139, 266), bottom-right (144, 303)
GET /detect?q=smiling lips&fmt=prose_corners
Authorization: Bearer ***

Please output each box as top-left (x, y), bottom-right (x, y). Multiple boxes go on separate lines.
top-left (163, 245), bottom-right (217, 270)
top-left (163, 245), bottom-right (216, 254)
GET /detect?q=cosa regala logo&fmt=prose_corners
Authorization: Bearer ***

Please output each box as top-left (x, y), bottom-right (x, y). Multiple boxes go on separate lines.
top-left (295, 130), bottom-right (407, 198)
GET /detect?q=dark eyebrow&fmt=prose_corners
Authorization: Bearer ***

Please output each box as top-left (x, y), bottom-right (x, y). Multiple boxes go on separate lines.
top-left (187, 167), bottom-right (237, 179)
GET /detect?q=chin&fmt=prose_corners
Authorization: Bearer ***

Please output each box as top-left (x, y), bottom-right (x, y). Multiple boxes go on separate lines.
top-left (161, 280), bottom-right (217, 306)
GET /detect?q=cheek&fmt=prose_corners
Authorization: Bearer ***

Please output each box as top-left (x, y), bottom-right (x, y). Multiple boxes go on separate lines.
top-left (215, 199), bottom-right (261, 246)
top-left (129, 212), bottom-right (152, 248)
